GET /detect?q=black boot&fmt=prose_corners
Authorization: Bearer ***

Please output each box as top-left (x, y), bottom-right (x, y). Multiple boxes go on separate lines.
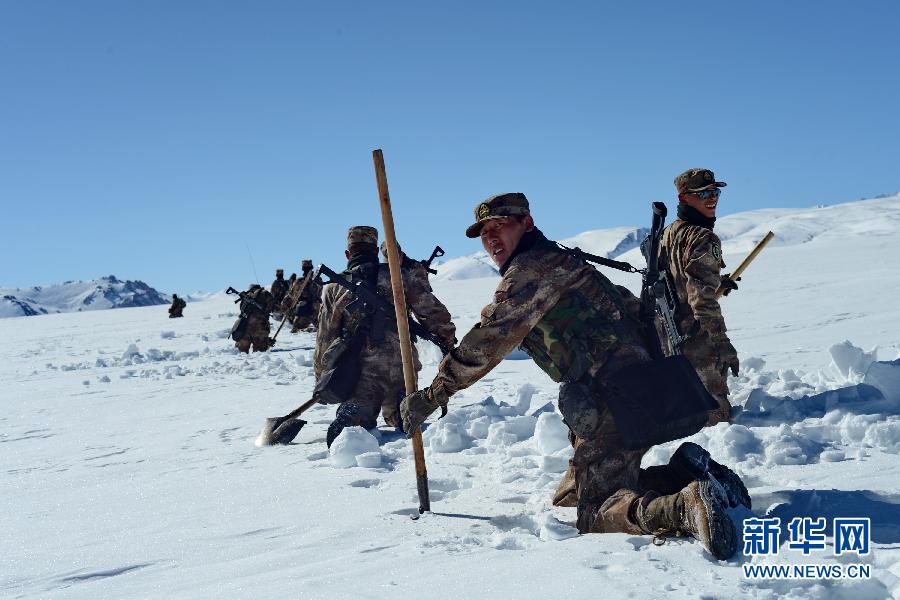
top-left (670, 442), bottom-right (751, 509)
top-left (326, 403), bottom-right (360, 448)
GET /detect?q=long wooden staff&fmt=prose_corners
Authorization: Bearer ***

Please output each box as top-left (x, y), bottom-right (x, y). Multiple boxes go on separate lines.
top-left (272, 270), bottom-right (314, 341)
top-left (373, 149), bottom-right (430, 514)
top-left (716, 231), bottom-right (775, 299)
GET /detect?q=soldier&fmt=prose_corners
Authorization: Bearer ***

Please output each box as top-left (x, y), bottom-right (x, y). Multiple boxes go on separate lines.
top-left (314, 227), bottom-right (456, 439)
top-left (291, 260), bottom-right (322, 333)
top-left (659, 168), bottom-right (739, 425)
top-left (399, 193), bottom-right (747, 560)
top-left (379, 241), bottom-right (457, 427)
top-left (168, 294), bottom-right (186, 318)
top-left (270, 269), bottom-right (289, 307)
top-left (234, 284), bottom-right (275, 353)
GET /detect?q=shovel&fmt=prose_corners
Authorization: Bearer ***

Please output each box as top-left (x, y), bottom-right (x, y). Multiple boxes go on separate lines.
top-left (255, 397), bottom-right (318, 446)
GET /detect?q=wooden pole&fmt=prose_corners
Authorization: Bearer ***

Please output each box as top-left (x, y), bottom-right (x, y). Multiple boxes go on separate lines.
top-left (716, 231), bottom-right (775, 299)
top-left (372, 149), bottom-right (430, 514)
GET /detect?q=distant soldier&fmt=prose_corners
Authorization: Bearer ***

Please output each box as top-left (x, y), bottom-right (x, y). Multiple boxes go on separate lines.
top-left (659, 168), bottom-right (739, 425)
top-left (399, 193), bottom-right (747, 560)
top-left (290, 259), bottom-right (322, 333)
top-left (270, 269), bottom-right (289, 307)
top-left (379, 241), bottom-right (456, 427)
top-left (233, 284), bottom-right (275, 353)
top-left (168, 294), bottom-right (186, 318)
top-left (314, 227), bottom-right (456, 441)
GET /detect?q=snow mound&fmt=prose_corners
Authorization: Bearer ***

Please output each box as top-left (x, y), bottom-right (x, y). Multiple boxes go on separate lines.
top-left (329, 427), bottom-right (382, 468)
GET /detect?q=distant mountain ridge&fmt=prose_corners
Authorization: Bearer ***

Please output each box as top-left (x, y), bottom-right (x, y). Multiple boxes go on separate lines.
top-left (0, 276), bottom-right (169, 319)
top-left (434, 194), bottom-right (900, 281)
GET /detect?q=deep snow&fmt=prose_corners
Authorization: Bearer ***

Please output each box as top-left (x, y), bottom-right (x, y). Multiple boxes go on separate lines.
top-left (3, 195), bottom-right (900, 599)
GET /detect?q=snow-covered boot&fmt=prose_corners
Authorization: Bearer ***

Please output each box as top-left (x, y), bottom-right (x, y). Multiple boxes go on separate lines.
top-left (670, 442), bottom-right (751, 509)
top-left (635, 478), bottom-right (738, 560)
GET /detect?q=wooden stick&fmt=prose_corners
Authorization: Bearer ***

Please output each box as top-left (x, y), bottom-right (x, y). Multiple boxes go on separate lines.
top-left (373, 148), bottom-right (430, 514)
top-left (272, 270), bottom-right (314, 341)
top-left (716, 231), bottom-right (775, 299)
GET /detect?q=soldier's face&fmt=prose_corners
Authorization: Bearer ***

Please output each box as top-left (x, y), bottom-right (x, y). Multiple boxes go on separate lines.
top-left (681, 188), bottom-right (720, 219)
top-left (480, 216), bottom-right (532, 267)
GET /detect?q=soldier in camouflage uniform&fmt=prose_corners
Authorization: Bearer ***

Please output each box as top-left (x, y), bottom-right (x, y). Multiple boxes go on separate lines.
top-left (314, 227), bottom-right (456, 434)
top-left (168, 293), bottom-right (186, 318)
top-left (270, 269), bottom-right (289, 308)
top-left (378, 241), bottom-right (457, 427)
top-left (659, 169), bottom-right (740, 425)
top-left (291, 259), bottom-right (322, 333)
top-left (234, 284), bottom-right (275, 353)
top-left (400, 193), bottom-right (747, 560)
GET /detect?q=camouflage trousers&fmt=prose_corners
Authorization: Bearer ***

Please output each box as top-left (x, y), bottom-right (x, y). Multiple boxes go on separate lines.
top-left (683, 336), bottom-right (731, 424)
top-left (291, 304), bottom-right (319, 332)
top-left (336, 347), bottom-right (420, 430)
top-left (235, 315), bottom-right (272, 353)
top-left (552, 347), bottom-right (695, 534)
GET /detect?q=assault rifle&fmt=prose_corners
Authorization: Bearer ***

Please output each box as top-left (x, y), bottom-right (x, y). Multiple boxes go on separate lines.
top-left (318, 264), bottom-right (451, 354)
top-left (639, 202), bottom-right (686, 358)
top-left (419, 245), bottom-right (445, 275)
top-left (225, 286), bottom-right (267, 314)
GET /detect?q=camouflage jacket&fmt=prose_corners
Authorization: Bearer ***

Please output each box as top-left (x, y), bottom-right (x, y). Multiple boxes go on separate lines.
top-left (270, 278), bottom-right (289, 304)
top-left (658, 217), bottom-right (728, 341)
top-left (429, 230), bottom-right (644, 403)
top-left (313, 260), bottom-right (456, 379)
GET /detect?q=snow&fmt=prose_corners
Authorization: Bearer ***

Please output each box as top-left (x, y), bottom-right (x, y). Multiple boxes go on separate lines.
top-left (3, 195), bottom-right (900, 599)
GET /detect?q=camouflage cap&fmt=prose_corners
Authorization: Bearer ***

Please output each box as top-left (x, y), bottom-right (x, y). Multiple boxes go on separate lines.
top-left (674, 168), bottom-right (727, 194)
top-left (346, 226), bottom-right (378, 249)
top-left (465, 192), bottom-right (530, 238)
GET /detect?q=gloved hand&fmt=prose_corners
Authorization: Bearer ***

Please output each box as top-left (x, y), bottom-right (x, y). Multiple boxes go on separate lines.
top-left (400, 387), bottom-right (447, 436)
top-left (712, 335), bottom-right (739, 377)
top-left (719, 273), bottom-right (740, 296)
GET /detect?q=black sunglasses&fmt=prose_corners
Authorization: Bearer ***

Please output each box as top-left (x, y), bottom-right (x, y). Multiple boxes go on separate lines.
top-left (693, 188), bottom-right (721, 200)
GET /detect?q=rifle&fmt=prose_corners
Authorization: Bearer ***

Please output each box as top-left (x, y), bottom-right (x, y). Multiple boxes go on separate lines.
top-left (419, 245), bottom-right (445, 275)
top-left (225, 286), bottom-right (267, 314)
top-left (639, 202), bottom-right (686, 358)
top-left (317, 264), bottom-right (450, 354)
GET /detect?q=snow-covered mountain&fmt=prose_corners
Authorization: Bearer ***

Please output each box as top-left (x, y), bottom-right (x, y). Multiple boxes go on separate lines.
top-left (0, 275), bottom-right (169, 319)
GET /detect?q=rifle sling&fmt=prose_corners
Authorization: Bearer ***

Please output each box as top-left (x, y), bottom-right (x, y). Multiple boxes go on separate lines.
top-left (557, 244), bottom-right (643, 274)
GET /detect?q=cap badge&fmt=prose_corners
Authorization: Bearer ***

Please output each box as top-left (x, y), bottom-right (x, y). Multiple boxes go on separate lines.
top-left (477, 203), bottom-right (491, 219)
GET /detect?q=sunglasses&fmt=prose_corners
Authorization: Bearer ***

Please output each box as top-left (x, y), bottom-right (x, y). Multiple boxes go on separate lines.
top-left (693, 188), bottom-right (721, 200)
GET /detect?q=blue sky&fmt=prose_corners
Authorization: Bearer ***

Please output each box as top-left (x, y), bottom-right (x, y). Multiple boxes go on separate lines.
top-left (2, 1), bottom-right (898, 293)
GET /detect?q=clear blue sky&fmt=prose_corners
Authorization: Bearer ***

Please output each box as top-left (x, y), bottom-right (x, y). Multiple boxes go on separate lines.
top-left (2, 1), bottom-right (898, 293)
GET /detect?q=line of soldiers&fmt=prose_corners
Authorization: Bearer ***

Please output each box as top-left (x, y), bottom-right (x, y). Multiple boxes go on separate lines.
top-left (283, 167), bottom-right (746, 559)
top-left (229, 260), bottom-right (324, 354)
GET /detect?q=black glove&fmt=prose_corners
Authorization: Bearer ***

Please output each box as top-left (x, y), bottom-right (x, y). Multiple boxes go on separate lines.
top-left (719, 273), bottom-right (740, 296)
top-left (712, 335), bottom-right (739, 377)
top-left (400, 387), bottom-right (447, 436)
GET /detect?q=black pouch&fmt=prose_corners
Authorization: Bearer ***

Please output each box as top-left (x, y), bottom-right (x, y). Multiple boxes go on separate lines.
top-left (604, 355), bottom-right (718, 450)
top-left (312, 334), bottom-right (365, 405)
top-left (230, 316), bottom-right (248, 341)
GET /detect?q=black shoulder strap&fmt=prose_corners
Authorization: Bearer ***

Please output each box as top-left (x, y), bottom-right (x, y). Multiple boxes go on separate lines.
top-left (556, 243), bottom-right (643, 274)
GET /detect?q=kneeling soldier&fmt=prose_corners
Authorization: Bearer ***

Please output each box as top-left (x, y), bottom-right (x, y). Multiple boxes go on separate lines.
top-left (400, 193), bottom-right (747, 560)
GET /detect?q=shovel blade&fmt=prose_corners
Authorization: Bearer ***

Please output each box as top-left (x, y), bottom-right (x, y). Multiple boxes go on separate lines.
top-left (255, 416), bottom-right (307, 446)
